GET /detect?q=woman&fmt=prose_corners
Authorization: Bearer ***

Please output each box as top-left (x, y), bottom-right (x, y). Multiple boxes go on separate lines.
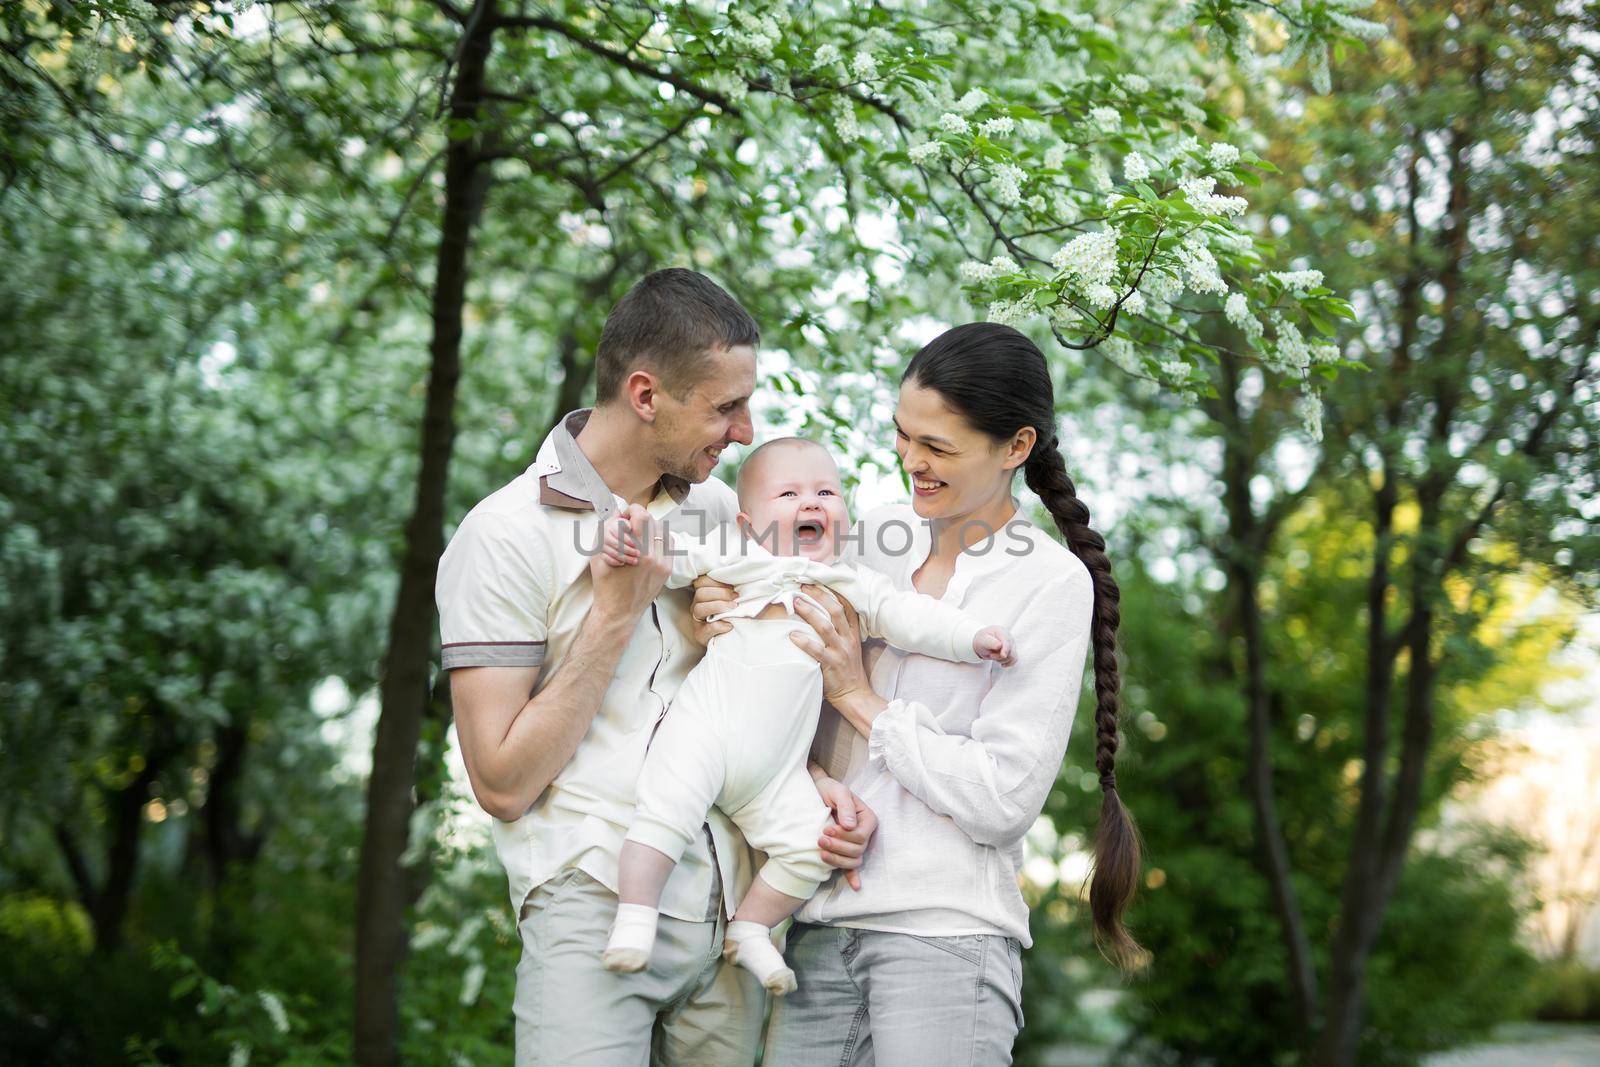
top-left (699, 323), bottom-right (1145, 1064)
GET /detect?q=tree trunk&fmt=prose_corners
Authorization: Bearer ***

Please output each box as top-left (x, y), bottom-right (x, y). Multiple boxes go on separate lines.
top-left (1213, 350), bottom-right (1319, 1049)
top-left (352, 5), bottom-right (498, 1064)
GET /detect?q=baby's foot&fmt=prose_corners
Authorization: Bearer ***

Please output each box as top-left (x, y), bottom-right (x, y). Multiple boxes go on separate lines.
top-left (724, 920), bottom-right (797, 995)
top-left (601, 903), bottom-right (659, 973)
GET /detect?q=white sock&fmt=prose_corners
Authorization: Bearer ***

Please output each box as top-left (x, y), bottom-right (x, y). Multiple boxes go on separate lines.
top-left (601, 903), bottom-right (659, 973)
top-left (725, 920), bottom-right (796, 995)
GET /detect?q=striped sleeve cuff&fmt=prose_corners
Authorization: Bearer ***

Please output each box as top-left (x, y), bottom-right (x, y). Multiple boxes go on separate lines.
top-left (440, 641), bottom-right (548, 670)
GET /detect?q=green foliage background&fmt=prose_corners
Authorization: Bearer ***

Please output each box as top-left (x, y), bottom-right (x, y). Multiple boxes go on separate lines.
top-left (3, 0), bottom-right (1596, 1064)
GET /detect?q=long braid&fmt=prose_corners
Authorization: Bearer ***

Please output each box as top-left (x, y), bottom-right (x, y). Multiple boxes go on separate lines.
top-left (1025, 435), bottom-right (1149, 972)
top-left (904, 320), bottom-right (1147, 973)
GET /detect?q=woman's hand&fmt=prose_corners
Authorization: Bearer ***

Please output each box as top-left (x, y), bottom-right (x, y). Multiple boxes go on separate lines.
top-left (811, 771), bottom-right (877, 891)
top-left (688, 575), bottom-right (736, 647)
top-left (789, 585), bottom-right (886, 733)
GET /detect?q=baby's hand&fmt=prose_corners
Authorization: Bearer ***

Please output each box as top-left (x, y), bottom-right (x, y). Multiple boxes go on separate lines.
top-left (973, 625), bottom-right (1016, 667)
top-left (600, 514), bottom-right (641, 568)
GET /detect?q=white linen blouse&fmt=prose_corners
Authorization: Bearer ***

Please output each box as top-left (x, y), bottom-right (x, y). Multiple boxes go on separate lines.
top-left (796, 501), bottom-right (1095, 947)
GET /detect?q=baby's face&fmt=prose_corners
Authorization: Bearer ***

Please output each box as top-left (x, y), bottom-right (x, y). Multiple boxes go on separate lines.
top-left (738, 445), bottom-right (852, 563)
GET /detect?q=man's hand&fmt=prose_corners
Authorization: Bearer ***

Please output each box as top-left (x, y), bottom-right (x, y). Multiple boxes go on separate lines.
top-left (590, 504), bottom-right (671, 623)
top-left (812, 772), bottom-right (877, 890)
top-left (688, 575), bottom-right (737, 647)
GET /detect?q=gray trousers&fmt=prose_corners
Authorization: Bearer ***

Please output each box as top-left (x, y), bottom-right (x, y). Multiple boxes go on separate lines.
top-left (514, 866), bottom-right (764, 1066)
top-left (763, 922), bottom-right (1025, 1066)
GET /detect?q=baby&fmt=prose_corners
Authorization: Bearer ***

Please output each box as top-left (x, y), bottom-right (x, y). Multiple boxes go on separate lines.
top-left (598, 437), bottom-right (1016, 994)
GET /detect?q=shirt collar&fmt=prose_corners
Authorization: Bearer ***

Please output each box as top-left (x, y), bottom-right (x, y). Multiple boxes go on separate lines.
top-left (535, 408), bottom-right (691, 517)
top-left (905, 501), bottom-right (1041, 598)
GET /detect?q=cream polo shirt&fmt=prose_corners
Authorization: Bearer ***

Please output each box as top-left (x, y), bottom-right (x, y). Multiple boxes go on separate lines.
top-left (435, 408), bottom-right (755, 922)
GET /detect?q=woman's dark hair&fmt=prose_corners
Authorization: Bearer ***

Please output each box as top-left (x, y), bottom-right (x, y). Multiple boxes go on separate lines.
top-left (904, 321), bottom-right (1148, 972)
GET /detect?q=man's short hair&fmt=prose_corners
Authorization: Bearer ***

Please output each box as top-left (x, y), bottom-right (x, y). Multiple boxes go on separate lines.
top-left (594, 268), bottom-right (760, 404)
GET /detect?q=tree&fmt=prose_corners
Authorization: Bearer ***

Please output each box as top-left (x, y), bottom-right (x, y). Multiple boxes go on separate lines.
top-left (1093, 0), bottom-right (1600, 1061)
top-left (4, 0), bottom-right (1381, 1061)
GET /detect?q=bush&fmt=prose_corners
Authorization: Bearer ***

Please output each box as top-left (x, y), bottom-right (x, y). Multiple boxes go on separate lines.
top-left (1531, 961), bottom-right (1600, 1023)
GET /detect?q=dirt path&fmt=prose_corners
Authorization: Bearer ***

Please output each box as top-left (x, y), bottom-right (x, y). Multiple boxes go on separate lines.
top-left (1423, 1024), bottom-right (1600, 1067)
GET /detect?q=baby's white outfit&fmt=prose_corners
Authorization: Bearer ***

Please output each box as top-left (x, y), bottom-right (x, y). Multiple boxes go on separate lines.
top-left (626, 526), bottom-right (990, 903)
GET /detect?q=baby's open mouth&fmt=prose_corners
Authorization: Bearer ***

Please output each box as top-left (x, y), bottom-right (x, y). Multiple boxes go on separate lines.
top-left (795, 520), bottom-right (827, 542)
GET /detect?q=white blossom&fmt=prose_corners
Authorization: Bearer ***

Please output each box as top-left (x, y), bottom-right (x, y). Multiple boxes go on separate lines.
top-left (1050, 302), bottom-right (1084, 329)
top-left (1160, 359), bottom-right (1189, 379)
top-left (1121, 290), bottom-right (1147, 316)
top-left (1328, 11), bottom-right (1388, 40)
top-left (1295, 392), bottom-right (1324, 442)
top-left (461, 962), bottom-right (487, 1006)
top-left (834, 106), bottom-right (861, 143)
top-left (1088, 155), bottom-right (1112, 191)
top-left (959, 260), bottom-right (998, 282)
top-left (259, 991), bottom-right (289, 1034)
top-left (229, 1045), bottom-right (251, 1067)
top-left (955, 88), bottom-right (988, 114)
top-left (1267, 269), bottom-right (1325, 291)
top-left (1086, 282), bottom-right (1119, 309)
top-left (1147, 270), bottom-right (1185, 303)
top-left (852, 52), bottom-right (879, 79)
top-left (991, 163), bottom-right (1026, 206)
top-left (979, 116), bottom-right (1016, 137)
top-left (1121, 73), bottom-right (1150, 93)
top-left (1101, 336), bottom-right (1142, 374)
top-left (729, 10), bottom-right (781, 58)
top-left (814, 43), bottom-right (841, 67)
top-left (1311, 42), bottom-right (1332, 94)
top-left (1224, 292), bottom-right (1264, 339)
top-left (1123, 152), bottom-right (1150, 183)
top-left (926, 28), bottom-right (958, 51)
top-left (1089, 106), bottom-right (1119, 132)
top-left (987, 299), bottom-right (1027, 327)
top-left (1176, 233), bottom-right (1226, 295)
top-left (1178, 176), bottom-right (1247, 217)
top-left (989, 254), bottom-right (1020, 274)
top-left (707, 70), bottom-right (748, 104)
top-left (1051, 226), bottom-right (1120, 290)
top-left (1043, 144), bottom-right (1069, 169)
top-left (1208, 142), bottom-right (1240, 167)
top-left (939, 112), bottom-right (970, 135)
top-left (1274, 317), bottom-right (1313, 376)
top-left (908, 140), bottom-right (942, 164)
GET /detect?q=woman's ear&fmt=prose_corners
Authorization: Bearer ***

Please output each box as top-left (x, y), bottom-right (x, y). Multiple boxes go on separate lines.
top-left (1004, 425), bottom-right (1037, 471)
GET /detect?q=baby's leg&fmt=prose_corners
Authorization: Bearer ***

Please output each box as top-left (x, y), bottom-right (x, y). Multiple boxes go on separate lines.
top-left (604, 701), bottom-right (726, 974)
top-left (722, 758), bottom-right (835, 995)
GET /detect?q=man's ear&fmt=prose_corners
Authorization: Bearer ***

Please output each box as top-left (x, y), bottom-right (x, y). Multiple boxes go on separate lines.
top-left (624, 368), bottom-right (662, 423)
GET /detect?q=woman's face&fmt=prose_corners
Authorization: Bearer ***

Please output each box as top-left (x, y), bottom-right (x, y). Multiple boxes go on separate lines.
top-left (893, 379), bottom-right (1023, 523)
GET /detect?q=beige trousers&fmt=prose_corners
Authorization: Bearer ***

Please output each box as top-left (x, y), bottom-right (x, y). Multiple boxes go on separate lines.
top-left (514, 866), bottom-right (765, 1066)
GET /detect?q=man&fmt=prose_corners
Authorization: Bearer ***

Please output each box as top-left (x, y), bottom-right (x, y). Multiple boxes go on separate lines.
top-left (435, 268), bottom-right (873, 1065)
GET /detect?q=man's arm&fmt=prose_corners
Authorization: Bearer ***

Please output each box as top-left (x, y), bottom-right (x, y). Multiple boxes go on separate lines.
top-left (450, 505), bottom-right (672, 821)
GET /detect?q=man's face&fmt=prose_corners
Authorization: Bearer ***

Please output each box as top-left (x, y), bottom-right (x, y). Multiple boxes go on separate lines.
top-left (650, 344), bottom-right (757, 483)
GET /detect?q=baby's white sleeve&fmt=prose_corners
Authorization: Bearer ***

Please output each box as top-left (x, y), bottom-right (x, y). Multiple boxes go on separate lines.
top-left (834, 566), bottom-right (986, 663)
top-left (661, 527), bottom-right (781, 589)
